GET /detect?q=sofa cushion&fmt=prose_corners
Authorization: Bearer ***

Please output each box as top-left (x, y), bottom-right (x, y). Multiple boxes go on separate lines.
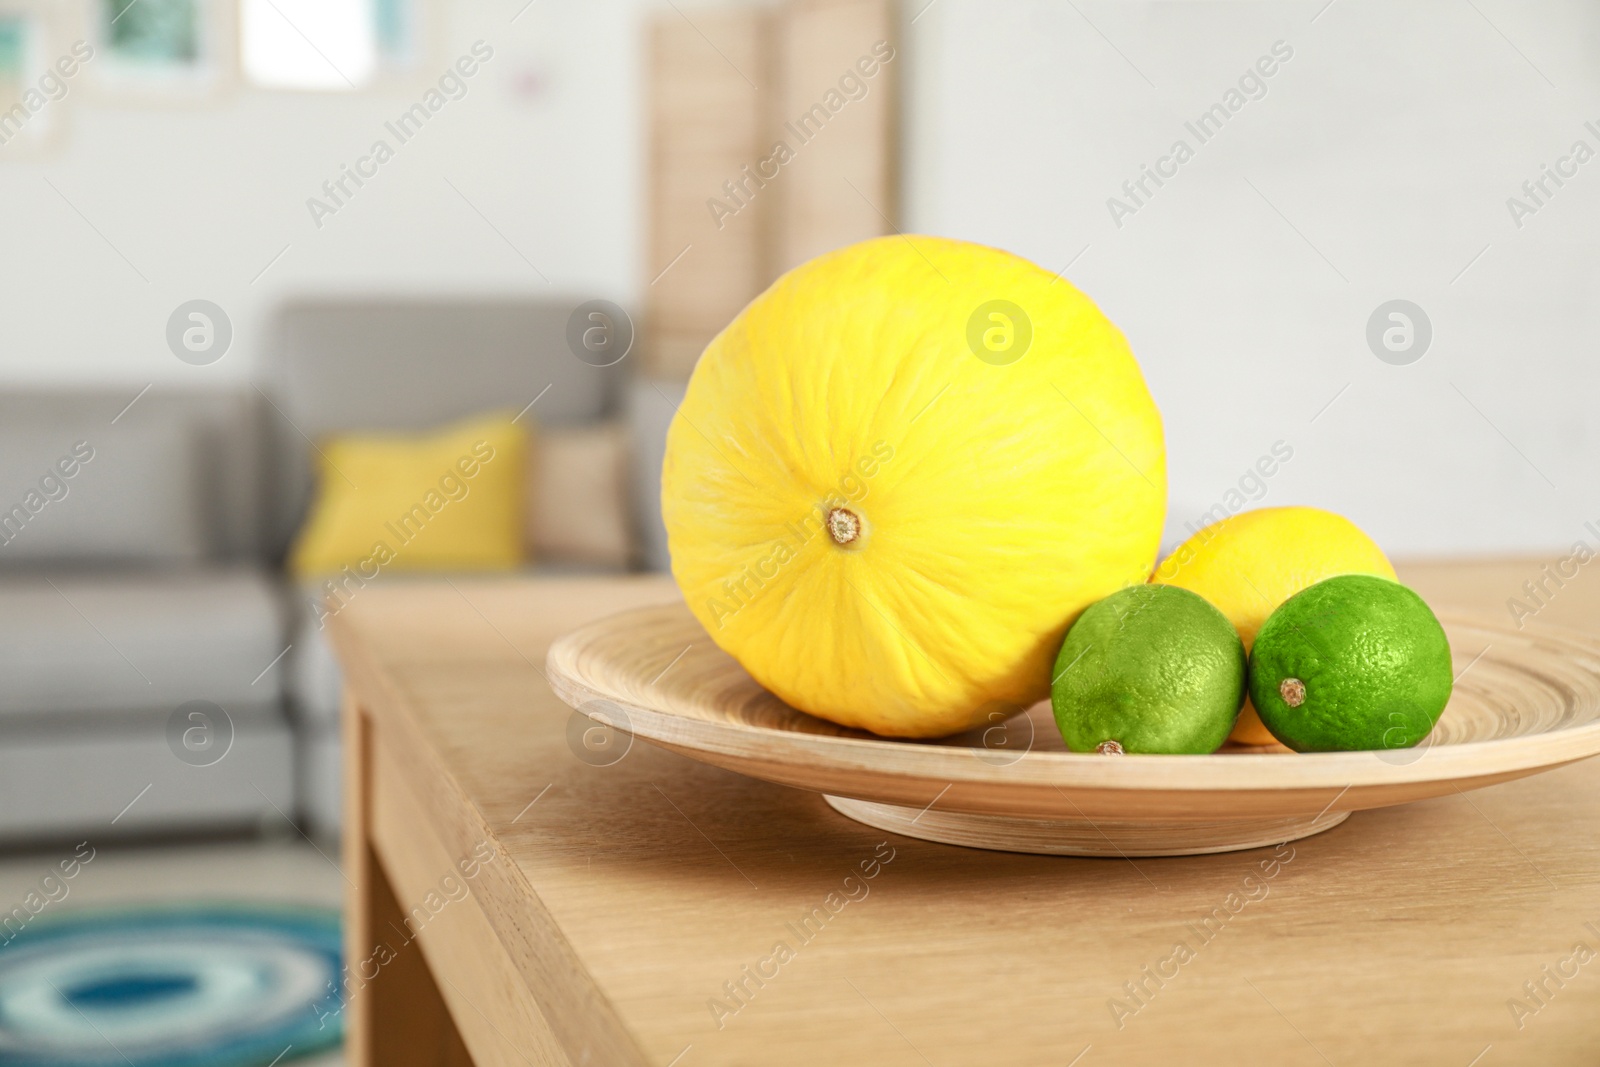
top-left (289, 412), bottom-right (528, 578)
top-left (528, 420), bottom-right (635, 568)
top-left (0, 390), bottom-right (265, 564)
top-left (0, 419), bottom-right (208, 564)
top-left (263, 299), bottom-right (623, 561)
top-left (0, 716), bottom-right (294, 842)
top-left (0, 569), bottom-right (286, 717)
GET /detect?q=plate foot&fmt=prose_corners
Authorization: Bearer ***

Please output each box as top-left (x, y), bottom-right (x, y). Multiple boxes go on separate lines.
top-left (822, 795), bottom-right (1350, 857)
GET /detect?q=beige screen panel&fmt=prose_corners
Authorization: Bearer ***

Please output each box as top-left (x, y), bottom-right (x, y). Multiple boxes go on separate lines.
top-left (643, 0), bottom-right (899, 379)
top-left (771, 0), bottom-right (898, 276)
top-left (644, 8), bottom-right (774, 378)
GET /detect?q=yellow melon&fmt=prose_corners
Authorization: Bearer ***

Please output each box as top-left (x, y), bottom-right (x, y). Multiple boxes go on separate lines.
top-left (661, 236), bottom-right (1166, 737)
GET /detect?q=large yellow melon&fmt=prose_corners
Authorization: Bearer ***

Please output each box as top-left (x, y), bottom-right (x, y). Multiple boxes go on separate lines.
top-left (661, 236), bottom-right (1166, 737)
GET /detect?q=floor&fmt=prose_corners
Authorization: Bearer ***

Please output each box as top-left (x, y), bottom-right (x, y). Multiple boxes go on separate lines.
top-left (0, 833), bottom-right (348, 1067)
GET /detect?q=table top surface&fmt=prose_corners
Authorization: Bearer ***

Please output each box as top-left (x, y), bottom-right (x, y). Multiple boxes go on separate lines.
top-left (328, 560), bottom-right (1600, 1067)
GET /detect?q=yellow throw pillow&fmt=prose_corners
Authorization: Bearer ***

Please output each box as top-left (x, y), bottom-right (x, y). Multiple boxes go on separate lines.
top-left (290, 413), bottom-right (528, 578)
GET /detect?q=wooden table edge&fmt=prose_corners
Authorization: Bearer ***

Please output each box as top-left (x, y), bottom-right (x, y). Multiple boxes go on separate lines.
top-left (330, 609), bottom-right (656, 1067)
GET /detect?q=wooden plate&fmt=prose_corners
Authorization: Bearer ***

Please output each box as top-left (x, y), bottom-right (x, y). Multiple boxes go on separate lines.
top-left (545, 602), bottom-right (1600, 856)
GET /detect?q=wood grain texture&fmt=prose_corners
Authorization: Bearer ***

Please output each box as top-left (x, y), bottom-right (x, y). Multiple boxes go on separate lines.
top-left (330, 566), bottom-right (1600, 1066)
top-left (334, 580), bottom-right (669, 1067)
top-left (340, 690), bottom-right (377, 1066)
top-left (370, 725), bottom-right (570, 1066)
top-left (342, 692), bottom-right (473, 1066)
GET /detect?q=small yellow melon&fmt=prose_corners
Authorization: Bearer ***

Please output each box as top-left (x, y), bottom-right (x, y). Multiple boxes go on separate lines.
top-left (661, 236), bottom-right (1166, 737)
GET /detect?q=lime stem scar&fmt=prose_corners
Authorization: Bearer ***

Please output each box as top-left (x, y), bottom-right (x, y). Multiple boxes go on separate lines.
top-left (1280, 678), bottom-right (1306, 707)
top-left (827, 507), bottom-right (861, 546)
top-left (1095, 740), bottom-right (1124, 755)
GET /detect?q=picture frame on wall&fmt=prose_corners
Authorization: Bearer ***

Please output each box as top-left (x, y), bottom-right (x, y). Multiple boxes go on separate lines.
top-left (86, 0), bottom-right (236, 101)
top-left (0, 1), bottom-right (76, 161)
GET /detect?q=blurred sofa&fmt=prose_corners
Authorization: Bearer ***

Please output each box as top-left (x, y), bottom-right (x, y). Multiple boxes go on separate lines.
top-left (0, 389), bottom-right (290, 842)
top-left (0, 299), bottom-right (683, 843)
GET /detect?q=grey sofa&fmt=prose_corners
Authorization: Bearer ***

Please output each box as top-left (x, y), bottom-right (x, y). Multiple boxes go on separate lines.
top-left (0, 391), bottom-right (290, 841)
top-left (0, 299), bottom-right (683, 843)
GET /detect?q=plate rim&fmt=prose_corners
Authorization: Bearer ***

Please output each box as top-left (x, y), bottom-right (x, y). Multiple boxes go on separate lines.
top-left (546, 603), bottom-right (1600, 794)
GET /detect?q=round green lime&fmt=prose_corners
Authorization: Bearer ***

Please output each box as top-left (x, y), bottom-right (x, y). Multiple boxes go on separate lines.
top-left (1248, 574), bottom-right (1453, 753)
top-left (1050, 584), bottom-right (1246, 755)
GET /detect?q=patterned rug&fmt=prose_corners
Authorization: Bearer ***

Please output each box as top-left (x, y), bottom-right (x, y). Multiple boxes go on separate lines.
top-left (0, 906), bottom-right (343, 1067)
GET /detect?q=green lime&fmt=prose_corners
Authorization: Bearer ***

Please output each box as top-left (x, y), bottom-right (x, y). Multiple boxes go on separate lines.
top-left (1248, 574), bottom-right (1452, 753)
top-left (1050, 584), bottom-right (1246, 755)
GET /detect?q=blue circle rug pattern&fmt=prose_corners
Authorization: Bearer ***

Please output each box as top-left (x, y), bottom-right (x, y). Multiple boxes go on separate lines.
top-left (0, 906), bottom-right (343, 1067)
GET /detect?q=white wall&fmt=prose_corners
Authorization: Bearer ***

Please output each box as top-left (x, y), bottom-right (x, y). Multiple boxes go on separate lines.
top-left (0, 0), bottom-right (646, 384)
top-left (2, 0), bottom-right (1596, 557)
top-left (903, 0), bottom-right (1600, 556)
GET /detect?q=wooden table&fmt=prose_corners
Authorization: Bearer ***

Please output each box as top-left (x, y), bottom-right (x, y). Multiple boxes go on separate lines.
top-left (329, 562), bottom-right (1600, 1066)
